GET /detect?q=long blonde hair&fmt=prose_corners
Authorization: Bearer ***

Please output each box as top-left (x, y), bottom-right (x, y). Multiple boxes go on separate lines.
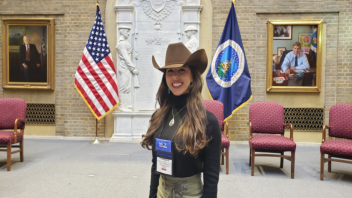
top-left (140, 67), bottom-right (208, 157)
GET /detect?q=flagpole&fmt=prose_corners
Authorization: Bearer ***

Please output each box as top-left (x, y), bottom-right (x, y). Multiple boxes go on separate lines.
top-left (90, 119), bottom-right (103, 144)
top-left (88, 1), bottom-right (103, 145)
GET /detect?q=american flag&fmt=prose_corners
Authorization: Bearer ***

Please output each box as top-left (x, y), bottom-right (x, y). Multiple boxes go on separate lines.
top-left (74, 5), bottom-right (119, 120)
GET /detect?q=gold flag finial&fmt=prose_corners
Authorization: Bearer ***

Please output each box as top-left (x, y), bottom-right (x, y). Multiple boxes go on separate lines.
top-left (232, 0), bottom-right (235, 6)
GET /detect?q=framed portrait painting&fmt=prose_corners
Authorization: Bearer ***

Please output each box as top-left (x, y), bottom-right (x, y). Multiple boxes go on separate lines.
top-left (2, 18), bottom-right (55, 90)
top-left (266, 20), bottom-right (323, 92)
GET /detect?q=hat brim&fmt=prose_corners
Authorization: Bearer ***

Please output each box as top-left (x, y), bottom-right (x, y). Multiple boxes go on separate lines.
top-left (152, 49), bottom-right (208, 75)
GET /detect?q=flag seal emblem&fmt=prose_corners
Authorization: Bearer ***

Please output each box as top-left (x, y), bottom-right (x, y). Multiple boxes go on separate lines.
top-left (211, 39), bottom-right (245, 88)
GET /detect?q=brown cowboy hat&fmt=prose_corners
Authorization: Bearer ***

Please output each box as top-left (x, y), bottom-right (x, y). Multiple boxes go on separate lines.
top-left (152, 42), bottom-right (208, 75)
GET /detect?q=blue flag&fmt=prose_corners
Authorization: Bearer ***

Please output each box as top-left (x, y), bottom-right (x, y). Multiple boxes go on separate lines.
top-left (206, 2), bottom-right (252, 121)
top-left (310, 26), bottom-right (317, 55)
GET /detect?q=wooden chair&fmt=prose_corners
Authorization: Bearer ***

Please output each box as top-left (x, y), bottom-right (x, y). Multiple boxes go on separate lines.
top-left (248, 101), bottom-right (296, 179)
top-left (0, 98), bottom-right (27, 171)
top-left (320, 104), bottom-right (352, 180)
top-left (203, 100), bottom-right (230, 174)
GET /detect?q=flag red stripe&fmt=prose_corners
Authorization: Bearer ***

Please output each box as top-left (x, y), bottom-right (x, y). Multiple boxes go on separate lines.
top-left (81, 55), bottom-right (117, 106)
top-left (104, 55), bottom-right (116, 73)
top-left (75, 79), bottom-right (102, 117)
top-left (77, 65), bottom-right (110, 113)
top-left (96, 60), bottom-right (119, 96)
top-left (102, 55), bottom-right (119, 95)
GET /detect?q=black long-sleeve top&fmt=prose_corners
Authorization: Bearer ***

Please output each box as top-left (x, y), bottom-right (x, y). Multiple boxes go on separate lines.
top-left (149, 93), bottom-right (221, 198)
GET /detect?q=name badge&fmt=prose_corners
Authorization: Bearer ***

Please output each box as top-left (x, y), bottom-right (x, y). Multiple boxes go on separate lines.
top-left (156, 138), bottom-right (172, 153)
top-left (155, 138), bottom-right (173, 176)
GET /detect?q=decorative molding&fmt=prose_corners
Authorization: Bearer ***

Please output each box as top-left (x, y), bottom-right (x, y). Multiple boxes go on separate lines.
top-left (181, 5), bottom-right (203, 11)
top-left (184, 21), bottom-right (200, 24)
top-left (114, 5), bottom-right (135, 11)
top-left (116, 21), bottom-right (133, 26)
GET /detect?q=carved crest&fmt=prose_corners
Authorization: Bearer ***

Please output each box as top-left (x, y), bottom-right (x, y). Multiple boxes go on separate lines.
top-left (150, 0), bottom-right (166, 12)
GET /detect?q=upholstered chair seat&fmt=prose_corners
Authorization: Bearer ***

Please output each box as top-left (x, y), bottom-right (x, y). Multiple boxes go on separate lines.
top-left (203, 100), bottom-right (230, 174)
top-left (0, 131), bottom-right (24, 145)
top-left (250, 134), bottom-right (296, 152)
top-left (320, 140), bottom-right (352, 158)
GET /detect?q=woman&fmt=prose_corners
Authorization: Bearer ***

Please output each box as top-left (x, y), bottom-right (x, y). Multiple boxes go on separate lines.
top-left (141, 42), bottom-right (221, 198)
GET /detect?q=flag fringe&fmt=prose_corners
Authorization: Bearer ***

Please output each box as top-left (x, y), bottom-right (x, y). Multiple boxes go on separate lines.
top-left (207, 88), bottom-right (214, 100)
top-left (224, 95), bottom-right (252, 121)
top-left (207, 87), bottom-right (253, 121)
top-left (74, 84), bottom-right (119, 121)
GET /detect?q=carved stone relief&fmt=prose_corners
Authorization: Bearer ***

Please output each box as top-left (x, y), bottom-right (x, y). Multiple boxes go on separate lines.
top-left (112, 0), bottom-right (202, 140)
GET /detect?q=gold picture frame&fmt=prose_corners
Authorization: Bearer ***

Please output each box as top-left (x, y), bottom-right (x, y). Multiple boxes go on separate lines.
top-left (2, 18), bottom-right (55, 90)
top-left (266, 20), bottom-right (323, 92)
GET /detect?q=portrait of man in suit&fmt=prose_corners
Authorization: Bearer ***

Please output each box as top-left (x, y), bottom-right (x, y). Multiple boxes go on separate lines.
top-left (19, 36), bottom-right (41, 82)
top-left (3, 20), bottom-right (53, 89)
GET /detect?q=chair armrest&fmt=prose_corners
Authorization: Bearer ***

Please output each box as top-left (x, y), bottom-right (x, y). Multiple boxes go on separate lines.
top-left (248, 122), bottom-right (252, 141)
top-left (283, 123), bottom-right (293, 140)
top-left (13, 119), bottom-right (26, 143)
top-left (223, 121), bottom-right (229, 138)
top-left (322, 125), bottom-right (330, 143)
top-left (14, 119), bottom-right (26, 131)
